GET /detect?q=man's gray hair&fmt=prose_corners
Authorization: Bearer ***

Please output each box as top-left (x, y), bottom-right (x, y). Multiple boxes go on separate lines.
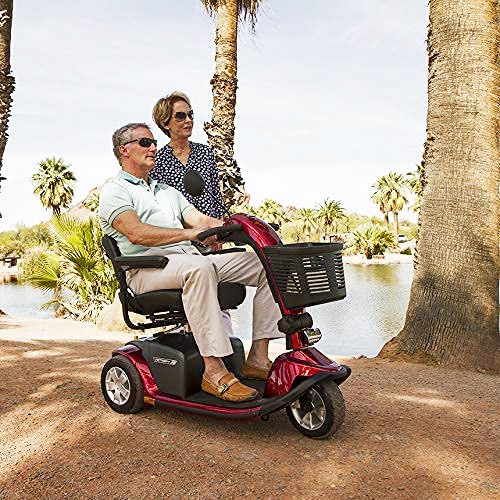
top-left (112, 123), bottom-right (151, 162)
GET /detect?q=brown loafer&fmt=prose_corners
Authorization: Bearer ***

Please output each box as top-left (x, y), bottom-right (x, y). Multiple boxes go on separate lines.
top-left (201, 372), bottom-right (258, 402)
top-left (241, 362), bottom-right (271, 381)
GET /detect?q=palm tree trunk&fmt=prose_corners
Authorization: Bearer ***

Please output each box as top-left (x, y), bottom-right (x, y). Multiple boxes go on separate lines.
top-left (381, 0), bottom-right (499, 371)
top-left (384, 212), bottom-right (390, 226)
top-left (0, 0), bottom-right (15, 213)
top-left (393, 211), bottom-right (399, 235)
top-left (203, 0), bottom-right (248, 209)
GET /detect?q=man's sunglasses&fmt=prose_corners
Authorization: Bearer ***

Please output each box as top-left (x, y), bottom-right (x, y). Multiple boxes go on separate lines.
top-left (123, 137), bottom-right (158, 148)
top-left (173, 110), bottom-right (194, 122)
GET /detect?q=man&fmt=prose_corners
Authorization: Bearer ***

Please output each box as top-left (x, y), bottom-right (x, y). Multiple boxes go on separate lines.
top-left (99, 123), bottom-right (283, 402)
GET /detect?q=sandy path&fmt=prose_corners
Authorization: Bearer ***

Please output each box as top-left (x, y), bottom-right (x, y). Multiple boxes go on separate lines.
top-left (0, 316), bottom-right (498, 499)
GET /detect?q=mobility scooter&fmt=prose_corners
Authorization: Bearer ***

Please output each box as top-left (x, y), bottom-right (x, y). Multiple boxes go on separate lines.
top-left (100, 171), bottom-right (350, 439)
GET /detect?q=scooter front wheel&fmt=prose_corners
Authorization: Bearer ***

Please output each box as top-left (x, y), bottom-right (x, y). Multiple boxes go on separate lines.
top-left (101, 356), bottom-right (144, 414)
top-left (286, 379), bottom-right (345, 439)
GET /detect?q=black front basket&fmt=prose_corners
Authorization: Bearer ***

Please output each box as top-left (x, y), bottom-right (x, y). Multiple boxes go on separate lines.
top-left (263, 242), bottom-right (346, 310)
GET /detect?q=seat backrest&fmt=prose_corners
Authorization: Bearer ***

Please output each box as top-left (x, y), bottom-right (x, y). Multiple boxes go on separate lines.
top-left (102, 235), bottom-right (128, 290)
top-left (102, 234), bottom-right (121, 260)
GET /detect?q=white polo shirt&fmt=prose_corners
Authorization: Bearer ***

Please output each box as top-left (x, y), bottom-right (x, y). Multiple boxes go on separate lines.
top-left (98, 170), bottom-right (195, 256)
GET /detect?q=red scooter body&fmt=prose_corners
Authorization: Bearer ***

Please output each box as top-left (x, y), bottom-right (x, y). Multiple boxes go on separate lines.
top-left (114, 343), bottom-right (347, 416)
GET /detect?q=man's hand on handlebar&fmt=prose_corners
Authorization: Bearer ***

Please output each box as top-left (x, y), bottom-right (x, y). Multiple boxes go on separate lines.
top-left (202, 237), bottom-right (219, 246)
top-left (209, 241), bottom-right (223, 251)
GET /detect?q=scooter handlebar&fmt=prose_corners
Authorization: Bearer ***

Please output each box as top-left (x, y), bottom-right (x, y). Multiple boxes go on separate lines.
top-left (197, 224), bottom-right (244, 242)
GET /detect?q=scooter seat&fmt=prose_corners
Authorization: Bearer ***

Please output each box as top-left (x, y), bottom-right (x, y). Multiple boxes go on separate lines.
top-left (126, 282), bottom-right (246, 316)
top-left (127, 289), bottom-right (183, 315)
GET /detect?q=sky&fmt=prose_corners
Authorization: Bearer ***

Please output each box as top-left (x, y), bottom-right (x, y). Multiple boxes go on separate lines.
top-left (0, 0), bottom-right (428, 230)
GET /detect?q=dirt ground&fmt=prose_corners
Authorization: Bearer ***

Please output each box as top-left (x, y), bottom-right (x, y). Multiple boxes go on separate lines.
top-left (0, 316), bottom-right (498, 499)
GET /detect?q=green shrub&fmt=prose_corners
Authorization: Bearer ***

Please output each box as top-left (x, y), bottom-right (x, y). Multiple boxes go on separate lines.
top-left (0, 223), bottom-right (53, 257)
top-left (22, 215), bottom-right (118, 322)
top-left (279, 221), bottom-right (303, 243)
top-left (407, 225), bottom-right (419, 241)
top-left (350, 223), bottom-right (396, 259)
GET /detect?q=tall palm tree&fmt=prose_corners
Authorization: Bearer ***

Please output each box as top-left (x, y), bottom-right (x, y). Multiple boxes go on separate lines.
top-left (316, 198), bottom-right (347, 238)
top-left (201, 0), bottom-right (263, 209)
top-left (32, 157), bottom-right (76, 216)
top-left (297, 208), bottom-right (317, 242)
top-left (371, 172), bottom-right (409, 235)
top-left (381, 0), bottom-right (499, 370)
top-left (0, 1), bottom-right (15, 219)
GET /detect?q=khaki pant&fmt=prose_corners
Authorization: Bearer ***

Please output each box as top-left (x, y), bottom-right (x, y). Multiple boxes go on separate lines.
top-left (127, 246), bottom-right (284, 357)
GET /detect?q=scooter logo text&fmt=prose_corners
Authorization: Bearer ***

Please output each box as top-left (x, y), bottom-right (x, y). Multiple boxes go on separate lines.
top-left (153, 357), bottom-right (178, 366)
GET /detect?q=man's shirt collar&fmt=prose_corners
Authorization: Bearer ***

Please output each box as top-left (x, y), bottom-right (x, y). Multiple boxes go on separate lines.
top-left (118, 170), bottom-right (158, 190)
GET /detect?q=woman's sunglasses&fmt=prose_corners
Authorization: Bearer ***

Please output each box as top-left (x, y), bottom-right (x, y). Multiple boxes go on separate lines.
top-left (124, 137), bottom-right (158, 148)
top-left (173, 110), bottom-right (194, 122)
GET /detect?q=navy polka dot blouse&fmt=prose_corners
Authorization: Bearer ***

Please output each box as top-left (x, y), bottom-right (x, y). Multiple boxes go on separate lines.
top-left (150, 142), bottom-right (226, 219)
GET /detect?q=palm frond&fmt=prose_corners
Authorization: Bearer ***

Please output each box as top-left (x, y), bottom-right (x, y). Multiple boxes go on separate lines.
top-left (23, 253), bottom-right (62, 292)
top-left (200, 0), bottom-right (265, 28)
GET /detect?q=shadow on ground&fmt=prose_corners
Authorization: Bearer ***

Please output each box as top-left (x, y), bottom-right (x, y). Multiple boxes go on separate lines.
top-left (0, 338), bottom-right (498, 499)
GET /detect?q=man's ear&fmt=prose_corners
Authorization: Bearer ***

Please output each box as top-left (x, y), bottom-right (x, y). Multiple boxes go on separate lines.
top-left (119, 144), bottom-right (129, 158)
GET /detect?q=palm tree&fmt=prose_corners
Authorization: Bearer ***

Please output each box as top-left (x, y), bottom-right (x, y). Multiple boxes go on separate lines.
top-left (405, 162), bottom-right (424, 212)
top-left (201, 0), bottom-right (263, 209)
top-left (351, 224), bottom-right (396, 259)
top-left (23, 215), bottom-right (118, 322)
top-left (370, 184), bottom-right (390, 226)
top-left (316, 198), bottom-right (347, 239)
top-left (380, 0), bottom-right (499, 370)
top-left (256, 199), bottom-right (289, 226)
top-left (0, 1), bottom-right (15, 219)
top-left (371, 172), bottom-right (409, 235)
top-left (297, 208), bottom-right (317, 242)
top-left (32, 157), bottom-right (76, 216)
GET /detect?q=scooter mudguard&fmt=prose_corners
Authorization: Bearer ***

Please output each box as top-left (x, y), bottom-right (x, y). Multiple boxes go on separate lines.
top-left (113, 345), bottom-right (160, 398)
top-left (264, 347), bottom-right (350, 398)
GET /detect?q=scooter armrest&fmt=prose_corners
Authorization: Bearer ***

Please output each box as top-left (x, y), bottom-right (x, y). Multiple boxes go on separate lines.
top-left (203, 248), bottom-right (247, 256)
top-left (114, 255), bottom-right (169, 269)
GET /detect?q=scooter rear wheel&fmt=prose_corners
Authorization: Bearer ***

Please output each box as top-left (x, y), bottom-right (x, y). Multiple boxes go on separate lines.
top-left (286, 379), bottom-right (345, 439)
top-left (101, 356), bottom-right (144, 414)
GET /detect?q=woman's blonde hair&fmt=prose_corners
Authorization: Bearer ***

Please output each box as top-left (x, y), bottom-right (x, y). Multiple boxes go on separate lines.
top-left (152, 91), bottom-right (192, 137)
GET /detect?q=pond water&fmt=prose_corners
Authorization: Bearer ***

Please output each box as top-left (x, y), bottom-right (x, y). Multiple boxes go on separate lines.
top-left (0, 264), bottom-right (413, 357)
top-left (232, 264), bottom-right (413, 357)
top-left (0, 275), bottom-right (57, 318)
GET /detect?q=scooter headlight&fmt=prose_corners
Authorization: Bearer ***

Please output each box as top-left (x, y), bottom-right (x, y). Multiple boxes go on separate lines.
top-left (302, 328), bottom-right (322, 345)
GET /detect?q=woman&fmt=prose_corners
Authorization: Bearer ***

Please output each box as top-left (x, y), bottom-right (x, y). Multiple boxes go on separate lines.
top-left (151, 92), bottom-right (237, 334)
top-left (150, 91), bottom-right (225, 221)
